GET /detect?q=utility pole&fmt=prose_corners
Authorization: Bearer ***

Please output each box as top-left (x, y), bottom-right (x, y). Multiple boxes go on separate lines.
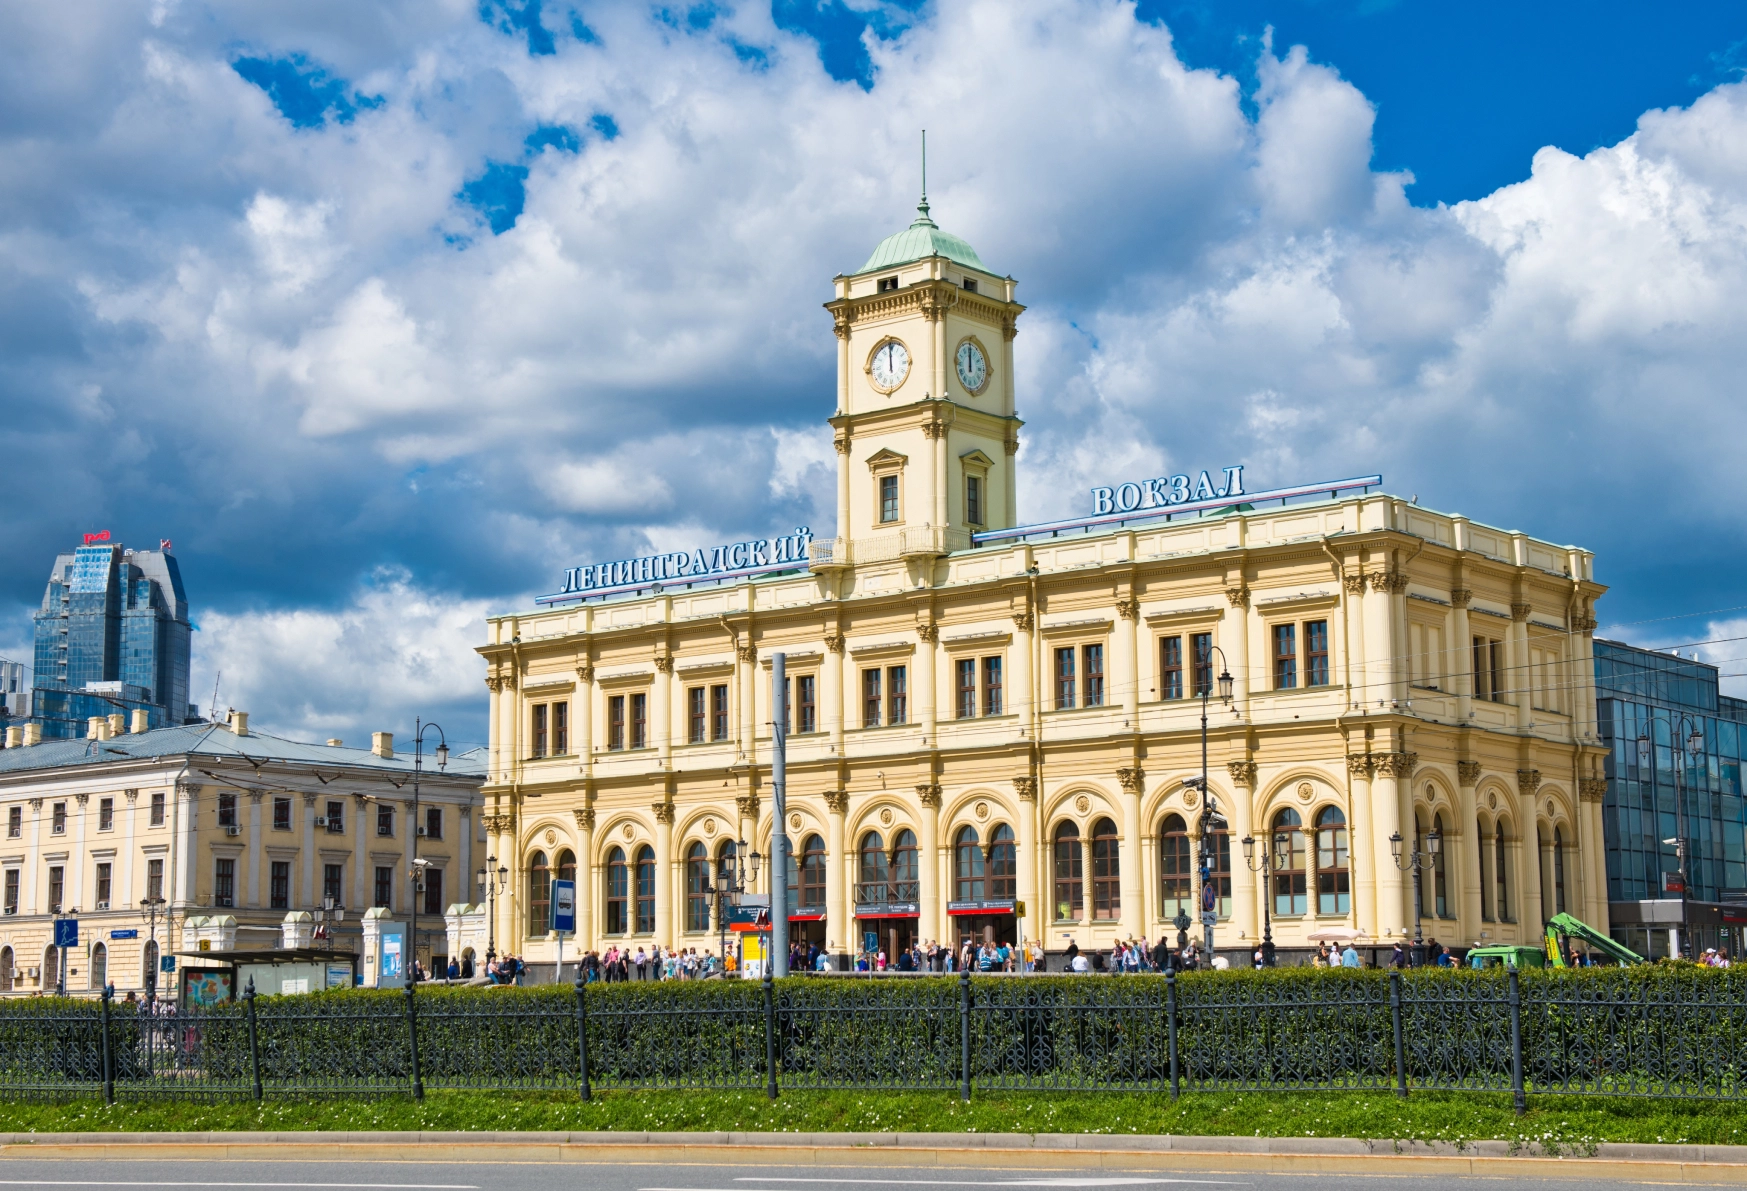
top-left (770, 653), bottom-right (789, 978)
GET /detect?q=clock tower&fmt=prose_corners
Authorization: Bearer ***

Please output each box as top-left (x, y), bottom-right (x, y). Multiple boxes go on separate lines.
top-left (818, 187), bottom-right (1024, 571)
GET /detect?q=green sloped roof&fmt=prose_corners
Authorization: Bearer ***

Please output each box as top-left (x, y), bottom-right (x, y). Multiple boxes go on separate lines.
top-left (854, 199), bottom-right (987, 276)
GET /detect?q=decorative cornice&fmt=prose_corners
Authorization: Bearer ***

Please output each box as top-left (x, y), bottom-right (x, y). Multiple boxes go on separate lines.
top-left (917, 784), bottom-right (942, 808)
top-left (1013, 776), bottom-right (1037, 801)
top-left (824, 790), bottom-right (850, 814)
top-left (1518, 769), bottom-right (1543, 797)
top-left (1510, 603), bottom-right (1533, 622)
top-left (1115, 598), bottom-right (1140, 622)
top-left (1451, 588), bottom-right (1473, 610)
top-left (1579, 778), bottom-right (1608, 804)
top-left (653, 801), bottom-right (675, 825)
top-left (1226, 760), bottom-right (1257, 787)
top-left (1116, 767), bottom-right (1146, 795)
top-left (1346, 754), bottom-right (1375, 778)
top-left (1373, 751), bottom-right (1418, 778)
top-left (1457, 760), bottom-right (1482, 786)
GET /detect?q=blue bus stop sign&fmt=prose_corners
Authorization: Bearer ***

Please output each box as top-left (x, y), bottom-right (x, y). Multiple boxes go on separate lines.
top-left (550, 879), bottom-right (576, 934)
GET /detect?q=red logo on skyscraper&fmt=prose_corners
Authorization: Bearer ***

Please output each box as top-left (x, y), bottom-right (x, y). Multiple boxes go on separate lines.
top-left (83, 530), bottom-right (111, 545)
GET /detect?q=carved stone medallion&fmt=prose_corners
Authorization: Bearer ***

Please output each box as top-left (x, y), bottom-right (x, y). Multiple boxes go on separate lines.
top-left (879, 807), bottom-right (894, 827)
top-left (790, 813), bottom-right (803, 831)
top-left (544, 829), bottom-right (557, 845)
top-left (1296, 782), bottom-right (1314, 803)
top-left (974, 801), bottom-right (989, 821)
top-left (1075, 794), bottom-right (1091, 814)
top-left (703, 818), bottom-right (716, 836)
top-left (622, 823), bottom-right (634, 840)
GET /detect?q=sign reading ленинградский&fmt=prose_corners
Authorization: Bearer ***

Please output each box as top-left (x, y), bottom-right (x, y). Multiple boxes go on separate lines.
top-left (1089, 465), bottom-right (1245, 515)
top-left (538, 526), bottom-right (815, 605)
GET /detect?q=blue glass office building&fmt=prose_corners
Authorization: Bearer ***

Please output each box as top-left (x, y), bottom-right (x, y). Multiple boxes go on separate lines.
top-left (28, 542), bottom-right (195, 740)
top-left (1595, 638), bottom-right (1747, 958)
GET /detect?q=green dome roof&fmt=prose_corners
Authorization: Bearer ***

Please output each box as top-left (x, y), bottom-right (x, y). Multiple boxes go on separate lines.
top-left (853, 198), bottom-right (987, 276)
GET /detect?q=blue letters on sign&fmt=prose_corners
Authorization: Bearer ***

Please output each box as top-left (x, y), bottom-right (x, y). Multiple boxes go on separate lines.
top-left (109, 929), bottom-right (139, 940)
top-left (1090, 465), bottom-right (1244, 515)
top-left (545, 527), bottom-right (814, 606)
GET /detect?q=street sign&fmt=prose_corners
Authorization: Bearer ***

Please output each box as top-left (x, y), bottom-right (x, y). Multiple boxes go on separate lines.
top-left (160, 956), bottom-right (176, 973)
top-left (1663, 872), bottom-right (1687, 894)
top-left (53, 919), bottom-right (77, 948)
top-left (550, 879), bottom-right (576, 934)
top-left (109, 929), bottom-right (138, 940)
top-left (1200, 912), bottom-right (1218, 929)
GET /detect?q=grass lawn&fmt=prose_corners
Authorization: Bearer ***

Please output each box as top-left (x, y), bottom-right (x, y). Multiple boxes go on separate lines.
top-left (0, 1089), bottom-right (1745, 1152)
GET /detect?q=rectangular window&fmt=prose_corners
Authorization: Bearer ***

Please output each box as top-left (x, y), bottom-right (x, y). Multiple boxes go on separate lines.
top-left (323, 863), bottom-right (344, 905)
top-left (1191, 633), bottom-right (1213, 697)
top-left (1474, 636), bottom-right (1507, 701)
top-left (983, 656), bottom-right (1003, 716)
top-left (711, 684), bottom-right (729, 741)
top-left (48, 865), bottom-right (63, 913)
top-left (271, 861), bottom-right (290, 910)
top-left (1274, 623), bottom-right (1298, 690)
top-left (965, 475), bottom-right (983, 526)
top-left (377, 804), bottom-right (394, 837)
top-left (888, 666), bottom-right (907, 725)
top-left (98, 797), bottom-right (113, 832)
top-left (218, 792), bottom-right (238, 828)
top-left (956, 658), bottom-right (976, 719)
top-left (688, 687), bottom-right (706, 743)
top-left (51, 802), bottom-right (65, 835)
top-left (879, 474), bottom-right (899, 523)
top-left (1082, 644), bottom-right (1105, 707)
top-left (797, 674), bottom-right (817, 733)
top-left (423, 867), bottom-right (443, 916)
top-left (3, 869), bottom-right (17, 915)
top-left (553, 701), bottom-right (568, 754)
top-left (273, 797), bottom-right (292, 831)
top-left (863, 669), bottom-right (882, 728)
top-left (325, 800), bottom-right (344, 834)
top-left (1160, 636), bottom-right (1183, 700)
top-left (375, 866), bottom-right (393, 909)
top-left (631, 692), bottom-right (648, 749)
top-left (214, 858), bottom-right (235, 908)
top-left (1490, 640), bottom-right (1505, 701)
top-left (1305, 620), bottom-right (1329, 687)
top-left (425, 807), bottom-right (442, 840)
top-left (95, 862), bottom-right (111, 910)
top-left (608, 695), bottom-right (626, 750)
top-left (150, 791), bottom-right (165, 826)
top-left (7, 806), bottom-right (20, 839)
top-left (146, 858), bottom-right (163, 902)
top-left (1055, 647), bottom-right (1076, 710)
top-left (531, 703), bottom-right (548, 758)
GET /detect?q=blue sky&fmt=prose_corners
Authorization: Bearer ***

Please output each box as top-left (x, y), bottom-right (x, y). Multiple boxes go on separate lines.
top-left (2, 0), bottom-right (1746, 746)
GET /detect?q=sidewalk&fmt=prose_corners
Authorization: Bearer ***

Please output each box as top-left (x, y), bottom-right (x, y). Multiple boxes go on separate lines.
top-left (4, 1130), bottom-right (1747, 1181)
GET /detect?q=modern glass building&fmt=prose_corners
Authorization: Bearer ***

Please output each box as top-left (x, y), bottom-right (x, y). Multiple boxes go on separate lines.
top-left (28, 541), bottom-right (195, 740)
top-left (1595, 638), bottom-right (1747, 958)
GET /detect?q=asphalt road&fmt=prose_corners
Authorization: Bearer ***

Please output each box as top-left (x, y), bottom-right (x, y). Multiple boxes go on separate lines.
top-left (0, 1158), bottom-right (1731, 1191)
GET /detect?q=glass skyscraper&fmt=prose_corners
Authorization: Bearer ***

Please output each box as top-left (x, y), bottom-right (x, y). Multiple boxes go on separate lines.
top-left (1595, 638), bottom-right (1747, 958)
top-left (28, 541), bottom-right (194, 740)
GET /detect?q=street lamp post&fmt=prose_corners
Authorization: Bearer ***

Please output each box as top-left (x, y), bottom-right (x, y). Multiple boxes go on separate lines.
top-left (1241, 833), bottom-right (1285, 967)
top-left (407, 719), bottom-right (449, 988)
top-left (476, 857), bottom-right (508, 970)
top-left (706, 839), bottom-right (751, 974)
top-left (1389, 826), bottom-right (1442, 965)
top-left (314, 895), bottom-right (345, 953)
top-left (1638, 717), bottom-right (1705, 960)
top-left (139, 895), bottom-right (166, 1003)
top-left (1188, 647), bottom-right (1235, 960)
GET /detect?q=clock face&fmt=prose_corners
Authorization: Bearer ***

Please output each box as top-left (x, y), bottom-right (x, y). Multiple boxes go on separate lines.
top-left (955, 340), bottom-right (988, 393)
top-left (870, 340), bottom-right (910, 391)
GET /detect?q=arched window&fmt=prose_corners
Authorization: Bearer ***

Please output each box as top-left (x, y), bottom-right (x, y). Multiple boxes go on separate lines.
top-left (42, 945), bottom-right (58, 994)
top-left (1272, 808), bottom-right (1306, 915)
top-left (90, 942), bottom-right (106, 991)
top-left (685, 841), bottom-right (710, 932)
top-left (1494, 823), bottom-right (1510, 922)
top-left (0, 946), bottom-right (11, 993)
top-left (717, 839), bottom-right (739, 889)
top-left (142, 940), bottom-right (158, 996)
top-left (1315, 806), bottom-right (1350, 915)
top-left (892, 829), bottom-right (919, 899)
top-left (635, 845), bottom-right (656, 933)
top-left (858, 831), bottom-right (887, 906)
top-left (527, 850), bottom-right (551, 933)
top-left (605, 847), bottom-right (628, 934)
top-left (955, 826), bottom-right (984, 902)
top-left (988, 824), bottom-right (1017, 901)
top-left (1159, 813), bottom-right (1192, 918)
top-left (1053, 822), bottom-right (1082, 921)
top-left (1553, 825), bottom-right (1567, 914)
top-left (555, 848), bottom-right (576, 886)
top-left (1092, 817), bottom-right (1121, 920)
top-left (1433, 812), bottom-right (1450, 918)
top-left (800, 834), bottom-right (827, 909)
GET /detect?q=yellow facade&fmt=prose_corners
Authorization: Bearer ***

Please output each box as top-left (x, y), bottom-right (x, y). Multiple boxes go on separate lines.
top-left (481, 205), bottom-right (1608, 966)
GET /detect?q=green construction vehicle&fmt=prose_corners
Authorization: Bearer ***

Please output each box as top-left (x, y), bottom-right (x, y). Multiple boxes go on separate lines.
top-left (1467, 913), bottom-right (1644, 970)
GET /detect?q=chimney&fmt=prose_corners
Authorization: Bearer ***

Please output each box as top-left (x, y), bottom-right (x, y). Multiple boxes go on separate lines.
top-left (130, 709), bottom-right (149, 734)
top-left (231, 711), bottom-right (250, 737)
top-left (372, 731), bottom-right (393, 759)
top-left (327, 738), bottom-right (343, 747)
top-left (3, 726), bottom-right (19, 748)
top-left (23, 724), bottom-right (41, 746)
top-left (107, 713), bottom-right (125, 737)
top-left (87, 716), bottom-right (105, 740)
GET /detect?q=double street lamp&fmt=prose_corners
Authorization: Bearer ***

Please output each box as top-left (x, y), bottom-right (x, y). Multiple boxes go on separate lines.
top-left (1389, 825), bottom-right (1442, 965)
top-left (701, 841), bottom-right (759, 973)
top-left (1187, 647), bottom-right (1235, 960)
top-left (476, 856), bottom-right (509, 969)
top-left (1638, 717), bottom-right (1705, 960)
top-left (1240, 831), bottom-right (1288, 967)
top-left (138, 895), bottom-right (166, 1002)
top-left (406, 719), bottom-right (448, 987)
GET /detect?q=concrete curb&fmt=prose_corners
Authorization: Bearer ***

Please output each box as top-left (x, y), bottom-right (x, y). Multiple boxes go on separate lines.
top-left (4, 1131), bottom-right (1747, 1180)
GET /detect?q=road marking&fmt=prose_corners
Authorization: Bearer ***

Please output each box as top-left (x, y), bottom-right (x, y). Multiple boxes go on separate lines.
top-left (0, 1183), bottom-right (478, 1189)
top-left (732, 1180), bottom-right (1251, 1187)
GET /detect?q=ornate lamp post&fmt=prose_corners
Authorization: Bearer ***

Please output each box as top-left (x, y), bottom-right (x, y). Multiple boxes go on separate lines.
top-left (1183, 647), bottom-right (1234, 960)
top-left (1389, 825), bottom-right (1442, 965)
top-left (705, 838), bottom-right (752, 974)
top-left (138, 895), bottom-right (166, 1002)
top-left (477, 856), bottom-right (508, 969)
top-left (314, 895), bottom-right (345, 953)
top-left (1241, 832), bottom-right (1287, 967)
top-left (406, 719), bottom-right (449, 988)
top-left (1638, 717), bottom-right (1705, 959)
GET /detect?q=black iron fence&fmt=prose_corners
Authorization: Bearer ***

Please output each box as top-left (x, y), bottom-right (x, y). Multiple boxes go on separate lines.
top-left (3, 968), bottom-right (1745, 1108)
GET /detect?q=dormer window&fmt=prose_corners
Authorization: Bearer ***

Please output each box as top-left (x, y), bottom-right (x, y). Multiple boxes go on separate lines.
top-left (962, 278), bottom-right (977, 293)
top-left (877, 276), bottom-right (899, 292)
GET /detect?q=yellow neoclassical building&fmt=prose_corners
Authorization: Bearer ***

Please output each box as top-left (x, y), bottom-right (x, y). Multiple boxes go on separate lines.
top-left (479, 194), bottom-right (1610, 969)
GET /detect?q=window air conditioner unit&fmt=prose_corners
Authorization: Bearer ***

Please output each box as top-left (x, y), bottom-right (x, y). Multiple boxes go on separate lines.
top-left (96, 901), bottom-right (109, 910)
top-left (313, 816), bottom-right (329, 827)
top-left (225, 825), bottom-right (242, 837)
top-left (417, 826), bottom-right (428, 837)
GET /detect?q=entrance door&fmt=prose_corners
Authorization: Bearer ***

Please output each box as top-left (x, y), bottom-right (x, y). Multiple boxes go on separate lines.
top-left (954, 914), bottom-right (1017, 952)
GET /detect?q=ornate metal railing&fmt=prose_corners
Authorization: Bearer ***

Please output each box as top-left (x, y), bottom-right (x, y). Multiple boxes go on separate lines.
top-left (5, 969), bottom-right (1747, 1106)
